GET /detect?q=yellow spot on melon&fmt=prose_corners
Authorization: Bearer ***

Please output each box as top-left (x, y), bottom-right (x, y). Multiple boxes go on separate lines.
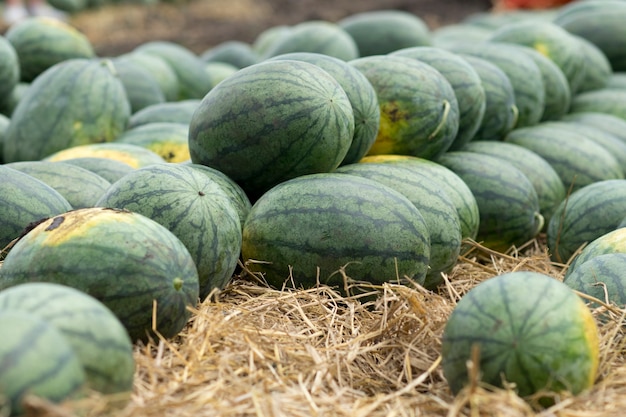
top-left (148, 142), bottom-right (190, 163)
top-left (575, 296), bottom-right (600, 388)
top-left (366, 101), bottom-right (409, 156)
top-left (47, 148), bottom-right (140, 169)
top-left (359, 154), bottom-right (416, 163)
top-left (533, 42), bottom-right (551, 58)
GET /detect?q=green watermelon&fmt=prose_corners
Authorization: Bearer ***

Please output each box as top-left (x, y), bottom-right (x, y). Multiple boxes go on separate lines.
top-left (133, 41), bottom-right (214, 100)
top-left (442, 271), bottom-right (599, 400)
top-left (566, 228), bottom-right (626, 277)
top-left (44, 142), bottom-right (166, 169)
top-left (0, 165), bottom-right (73, 252)
top-left (200, 40), bottom-right (259, 68)
top-left (188, 59), bottom-right (354, 200)
top-left (445, 41), bottom-right (545, 129)
top-left (267, 52), bottom-right (380, 165)
top-left (119, 51), bottom-right (180, 102)
top-left (504, 123), bottom-right (624, 192)
top-left (459, 54), bottom-right (518, 141)
top-left (390, 46), bottom-right (486, 150)
top-left (0, 81), bottom-right (29, 117)
top-left (561, 112), bottom-right (626, 144)
top-left (0, 113), bottom-right (9, 163)
top-left (111, 57), bottom-right (166, 113)
top-left (60, 157), bottom-right (135, 184)
top-left (5, 17), bottom-right (95, 82)
top-left (338, 10), bottom-right (432, 56)
top-left (115, 122), bottom-right (189, 163)
top-left (127, 99), bottom-right (201, 129)
top-left (5, 161), bottom-right (111, 209)
top-left (0, 311), bottom-right (86, 416)
top-left (2, 58), bottom-right (130, 163)
top-left (564, 253), bottom-right (626, 310)
top-left (0, 207), bottom-right (200, 343)
top-left (261, 21), bottom-right (359, 61)
top-left (251, 25), bottom-right (291, 59)
top-left (96, 163), bottom-right (242, 298)
top-left (0, 35), bottom-right (19, 110)
top-left (431, 24), bottom-right (493, 49)
top-left (336, 162), bottom-right (461, 289)
top-left (460, 140), bottom-right (565, 227)
top-left (205, 62), bottom-right (239, 88)
top-left (0, 282), bottom-right (134, 395)
top-left (242, 173), bottom-right (431, 290)
top-left (569, 89), bottom-right (626, 121)
top-left (547, 179), bottom-right (626, 264)
top-left (359, 154), bottom-right (480, 244)
top-left (574, 35), bottom-right (613, 94)
top-left (349, 55), bottom-right (459, 160)
top-left (436, 151), bottom-right (543, 252)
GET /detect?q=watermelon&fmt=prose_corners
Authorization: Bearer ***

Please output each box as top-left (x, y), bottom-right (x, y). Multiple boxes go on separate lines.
top-left (564, 253), bottom-right (626, 311)
top-left (205, 62), bottom-right (239, 88)
top-left (553, 0), bottom-right (626, 71)
top-left (0, 282), bottom-right (134, 395)
top-left (459, 54), bottom-right (518, 141)
top-left (0, 165), bottom-right (73, 253)
top-left (460, 141), bottom-right (565, 227)
top-left (260, 21), bottom-right (359, 62)
top-left (431, 24), bottom-right (493, 49)
top-left (445, 41), bottom-right (545, 128)
top-left (547, 179), bottom-right (626, 264)
top-left (127, 99), bottom-right (201, 129)
top-left (5, 17), bottom-right (95, 82)
top-left (61, 157), bottom-right (135, 184)
top-left (359, 155), bottom-right (480, 244)
top-left (485, 20), bottom-right (586, 94)
top-left (200, 40), bottom-right (259, 68)
top-left (561, 112), bottom-right (626, 144)
top-left (390, 46), bottom-right (486, 150)
top-left (119, 51), bottom-right (180, 102)
top-left (607, 73), bottom-right (626, 90)
top-left (134, 41), bottom-right (214, 100)
top-left (115, 122), bottom-right (189, 163)
top-left (44, 142), bottom-right (166, 169)
top-left (0, 81), bottom-right (28, 117)
top-left (2, 58), bottom-right (131, 163)
top-left (111, 57), bottom-right (166, 113)
top-left (4, 161), bottom-right (112, 209)
top-left (569, 89), bottom-right (626, 121)
top-left (242, 173), bottom-right (431, 290)
top-left (336, 162), bottom-right (461, 289)
top-left (251, 25), bottom-right (291, 59)
top-left (565, 228), bottom-right (626, 277)
top-left (338, 10), bottom-right (432, 56)
top-left (267, 52), bottom-right (380, 165)
top-left (0, 311), bottom-right (86, 416)
top-left (0, 35), bottom-right (19, 110)
top-left (96, 163), bottom-right (242, 298)
top-left (574, 35), bottom-right (613, 94)
top-left (442, 271), bottom-right (599, 400)
top-left (0, 207), bottom-right (200, 342)
top-left (0, 113), bottom-right (9, 163)
top-left (436, 151), bottom-right (543, 252)
top-left (188, 59), bottom-right (354, 200)
top-left (504, 123), bottom-right (624, 193)
top-left (349, 55), bottom-right (459, 160)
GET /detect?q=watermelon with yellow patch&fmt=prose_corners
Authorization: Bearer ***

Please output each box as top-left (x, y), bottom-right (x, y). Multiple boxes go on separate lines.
top-left (44, 143), bottom-right (166, 169)
top-left (115, 122), bottom-right (189, 163)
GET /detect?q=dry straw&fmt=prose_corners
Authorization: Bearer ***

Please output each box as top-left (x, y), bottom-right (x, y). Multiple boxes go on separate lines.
top-left (15, 238), bottom-right (626, 417)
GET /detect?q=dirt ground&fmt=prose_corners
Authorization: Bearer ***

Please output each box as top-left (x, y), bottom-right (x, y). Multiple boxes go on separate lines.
top-left (67, 0), bottom-right (494, 57)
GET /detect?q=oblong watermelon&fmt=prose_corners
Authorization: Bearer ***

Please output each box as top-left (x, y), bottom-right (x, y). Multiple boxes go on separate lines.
top-left (242, 173), bottom-right (431, 290)
top-left (96, 164), bottom-right (242, 298)
top-left (349, 55), bottom-right (459, 160)
top-left (0, 282), bottom-right (135, 396)
top-left (0, 207), bottom-right (200, 343)
top-left (188, 59), bottom-right (354, 200)
top-left (561, 112), bottom-right (626, 144)
top-left (569, 89), bottom-right (626, 121)
top-left (442, 271), bottom-right (599, 400)
top-left (3, 58), bottom-right (131, 163)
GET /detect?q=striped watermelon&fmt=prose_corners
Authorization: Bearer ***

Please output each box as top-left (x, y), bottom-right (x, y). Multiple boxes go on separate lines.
top-left (188, 59), bottom-right (354, 200)
top-left (0, 35), bottom-right (19, 110)
top-left (266, 52), bottom-right (380, 165)
top-left (119, 51), bottom-right (180, 102)
top-left (389, 46), bottom-right (486, 149)
top-left (242, 173), bottom-right (431, 290)
top-left (127, 99), bottom-right (201, 129)
top-left (61, 157), bottom-right (135, 184)
top-left (0, 311), bottom-right (86, 416)
top-left (111, 57), bottom-right (166, 113)
top-left (5, 161), bottom-right (112, 209)
top-left (566, 228), bottom-right (626, 278)
top-left (0, 207), bottom-right (200, 342)
top-left (3, 58), bottom-right (130, 163)
top-left (564, 253), bottom-right (626, 311)
top-left (336, 161), bottom-right (461, 289)
top-left (437, 151), bottom-right (543, 252)
top-left (561, 112), bottom-right (626, 143)
top-left (574, 35), bottom-right (613, 94)
top-left (96, 163), bottom-right (242, 298)
top-left (0, 165), bottom-right (72, 252)
top-left (200, 40), bottom-right (259, 69)
top-left (547, 179), bottom-right (626, 264)
top-left (442, 271), bottom-right (599, 400)
top-left (570, 89), bottom-right (626, 121)
top-left (349, 55), bottom-right (459, 160)
top-left (115, 122), bottom-right (190, 163)
top-left (0, 282), bottom-right (134, 395)
top-left (44, 142), bottom-right (166, 169)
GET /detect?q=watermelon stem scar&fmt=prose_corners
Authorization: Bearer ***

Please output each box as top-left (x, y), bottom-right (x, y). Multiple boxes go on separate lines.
top-left (429, 100), bottom-right (451, 141)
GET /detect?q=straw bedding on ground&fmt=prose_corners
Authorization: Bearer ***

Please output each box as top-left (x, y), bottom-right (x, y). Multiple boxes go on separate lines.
top-left (13, 238), bottom-right (626, 417)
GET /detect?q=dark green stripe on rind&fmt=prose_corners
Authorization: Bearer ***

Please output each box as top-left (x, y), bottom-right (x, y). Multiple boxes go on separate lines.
top-left (436, 151), bottom-right (542, 252)
top-left (570, 89), bottom-right (626, 121)
top-left (564, 253), bottom-right (626, 309)
top-left (242, 173), bottom-right (431, 289)
top-left (189, 59), bottom-right (354, 199)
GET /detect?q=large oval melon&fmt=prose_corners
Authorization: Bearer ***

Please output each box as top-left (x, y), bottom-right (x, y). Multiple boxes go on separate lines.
top-left (242, 173), bottom-right (431, 290)
top-left (188, 59), bottom-right (354, 200)
top-left (0, 207), bottom-right (200, 343)
top-left (442, 271), bottom-right (599, 400)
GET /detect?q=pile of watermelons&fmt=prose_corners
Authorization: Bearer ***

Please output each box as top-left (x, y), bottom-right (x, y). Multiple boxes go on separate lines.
top-left (1, 0), bottom-right (626, 414)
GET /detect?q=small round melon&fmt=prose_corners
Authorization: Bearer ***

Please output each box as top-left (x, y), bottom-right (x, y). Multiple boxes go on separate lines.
top-left (442, 271), bottom-right (599, 400)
